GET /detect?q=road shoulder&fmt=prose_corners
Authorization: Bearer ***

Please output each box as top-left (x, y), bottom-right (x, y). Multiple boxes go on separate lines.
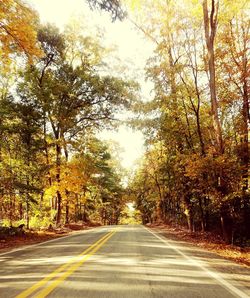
top-left (147, 224), bottom-right (250, 267)
top-left (0, 224), bottom-right (100, 255)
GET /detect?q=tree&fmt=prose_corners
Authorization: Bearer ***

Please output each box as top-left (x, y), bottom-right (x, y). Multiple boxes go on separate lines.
top-left (127, 0), bottom-right (249, 244)
top-left (216, 8), bottom-right (250, 238)
top-left (19, 24), bottom-right (137, 225)
top-left (0, 96), bottom-right (44, 228)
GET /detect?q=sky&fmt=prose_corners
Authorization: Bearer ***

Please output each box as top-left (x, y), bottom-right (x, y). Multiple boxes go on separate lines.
top-left (27, 0), bottom-right (154, 170)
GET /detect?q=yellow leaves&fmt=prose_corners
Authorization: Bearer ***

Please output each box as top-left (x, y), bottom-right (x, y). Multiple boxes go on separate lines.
top-left (43, 184), bottom-right (58, 202)
top-left (185, 0), bottom-right (203, 20)
top-left (44, 160), bottom-right (89, 203)
top-left (126, 0), bottom-right (142, 11)
top-left (0, 0), bottom-right (43, 63)
top-left (60, 162), bottom-right (87, 194)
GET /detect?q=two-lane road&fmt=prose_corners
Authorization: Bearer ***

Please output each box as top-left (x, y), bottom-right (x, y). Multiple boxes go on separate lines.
top-left (0, 225), bottom-right (249, 297)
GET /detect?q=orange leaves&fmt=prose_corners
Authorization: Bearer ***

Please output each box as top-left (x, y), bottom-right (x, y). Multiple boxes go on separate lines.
top-left (183, 149), bottom-right (241, 196)
top-left (60, 161), bottom-right (88, 195)
top-left (0, 0), bottom-right (43, 63)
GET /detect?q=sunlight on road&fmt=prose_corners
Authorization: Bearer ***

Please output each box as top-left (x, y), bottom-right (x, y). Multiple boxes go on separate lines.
top-left (0, 226), bottom-right (249, 298)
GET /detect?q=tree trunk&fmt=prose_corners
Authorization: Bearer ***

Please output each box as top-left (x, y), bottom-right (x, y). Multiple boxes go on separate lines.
top-left (220, 203), bottom-right (233, 244)
top-left (199, 197), bottom-right (206, 232)
top-left (242, 83), bottom-right (249, 185)
top-left (202, 0), bottom-right (234, 242)
top-left (202, 0), bottom-right (224, 154)
top-left (64, 142), bottom-right (70, 225)
top-left (55, 142), bottom-right (62, 226)
top-left (43, 114), bottom-right (52, 188)
top-left (65, 202), bottom-right (69, 225)
top-left (238, 20), bottom-right (249, 197)
top-left (242, 74), bottom-right (250, 238)
top-left (19, 203), bottom-right (23, 220)
top-left (26, 199), bottom-right (30, 230)
top-left (184, 196), bottom-right (193, 232)
top-left (83, 204), bottom-right (87, 222)
top-left (196, 111), bottom-right (205, 156)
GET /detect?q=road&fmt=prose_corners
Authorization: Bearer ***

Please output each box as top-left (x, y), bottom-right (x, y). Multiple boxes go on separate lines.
top-left (0, 225), bottom-right (249, 298)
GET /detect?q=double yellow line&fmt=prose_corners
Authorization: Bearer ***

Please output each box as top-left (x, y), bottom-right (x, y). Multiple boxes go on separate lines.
top-left (16, 229), bottom-right (117, 298)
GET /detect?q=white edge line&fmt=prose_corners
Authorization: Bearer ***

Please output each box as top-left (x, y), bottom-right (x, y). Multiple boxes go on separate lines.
top-left (144, 226), bottom-right (249, 298)
top-left (0, 226), bottom-right (106, 257)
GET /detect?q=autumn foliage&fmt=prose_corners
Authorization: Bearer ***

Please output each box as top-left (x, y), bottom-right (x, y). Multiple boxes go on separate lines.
top-left (0, 1), bottom-right (136, 230)
top-left (128, 0), bottom-right (249, 245)
top-left (0, 0), bottom-right (249, 247)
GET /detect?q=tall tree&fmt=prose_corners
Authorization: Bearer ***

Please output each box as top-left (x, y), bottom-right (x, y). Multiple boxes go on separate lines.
top-left (20, 24), bottom-right (137, 225)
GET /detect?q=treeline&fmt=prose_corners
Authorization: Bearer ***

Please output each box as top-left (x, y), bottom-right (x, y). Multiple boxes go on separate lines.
top-left (129, 0), bottom-right (249, 245)
top-left (0, 1), bottom-right (137, 228)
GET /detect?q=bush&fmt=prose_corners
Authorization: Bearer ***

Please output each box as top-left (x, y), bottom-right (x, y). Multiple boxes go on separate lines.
top-left (29, 216), bottom-right (53, 230)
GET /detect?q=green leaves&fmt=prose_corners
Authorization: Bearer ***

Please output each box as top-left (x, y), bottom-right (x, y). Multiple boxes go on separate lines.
top-left (0, 14), bottom-right (136, 226)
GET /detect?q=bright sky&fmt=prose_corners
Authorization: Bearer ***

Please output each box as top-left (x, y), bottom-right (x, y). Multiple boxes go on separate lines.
top-left (27, 0), bottom-right (154, 170)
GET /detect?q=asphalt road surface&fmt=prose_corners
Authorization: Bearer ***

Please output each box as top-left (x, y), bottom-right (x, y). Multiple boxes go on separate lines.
top-left (0, 225), bottom-right (249, 298)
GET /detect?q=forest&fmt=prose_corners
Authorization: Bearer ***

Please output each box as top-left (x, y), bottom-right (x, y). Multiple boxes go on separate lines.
top-left (0, 0), bottom-right (249, 246)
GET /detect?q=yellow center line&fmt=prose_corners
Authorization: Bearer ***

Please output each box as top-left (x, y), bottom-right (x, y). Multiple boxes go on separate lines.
top-left (35, 229), bottom-right (117, 298)
top-left (16, 229), bottom-right (116, 298)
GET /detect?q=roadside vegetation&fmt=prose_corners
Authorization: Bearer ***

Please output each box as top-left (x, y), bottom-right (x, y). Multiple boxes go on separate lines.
top-left (127, 0), bottom-right (250, 247)
top-left (0, 0), bottom-right (138, 234)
